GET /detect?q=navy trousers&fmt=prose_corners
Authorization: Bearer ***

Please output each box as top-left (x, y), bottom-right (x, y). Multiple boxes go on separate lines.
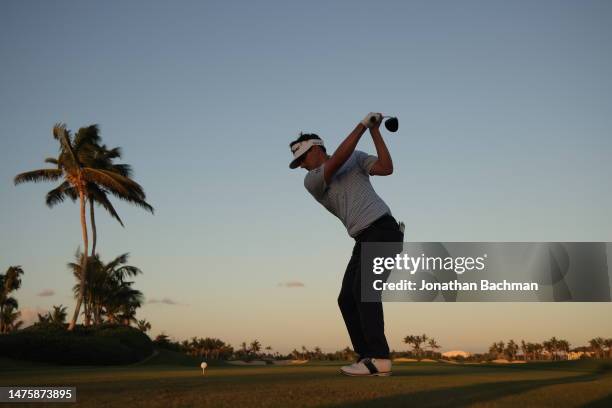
top-left (338, 214), bottom-right (404, 359)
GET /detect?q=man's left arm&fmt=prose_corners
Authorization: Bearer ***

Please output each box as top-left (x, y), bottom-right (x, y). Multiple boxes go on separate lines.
top-left (369, 120), bottom-right (394, 176)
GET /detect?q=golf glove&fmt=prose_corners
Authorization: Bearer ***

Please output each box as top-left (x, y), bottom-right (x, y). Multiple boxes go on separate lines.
top-left (361, 112), bottom-right (382, 128)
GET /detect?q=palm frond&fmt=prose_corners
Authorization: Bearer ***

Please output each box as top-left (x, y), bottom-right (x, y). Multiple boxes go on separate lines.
top-left (104, 253), bottom-right (130, 272)
top-left (64, 185), bottom-right (78, 201)
top-left (88, 171), bottom-right (152, 214)
top-left (44, 157), bottom-right (59, 166)
top-left (114, 265), bottom-right (143, 280)
top-left (104, 146), bottom-right (122, 160)
top-left (88, 183), bottom-right (124, 227)
top-left (74, 124), bottom-right (101, 151)
top-left (111, 163), bottom-right (132, 177)
top-left (45, 181), bottom-right (72, 207)
top-left (3, 297), bottom-right (18, 310)
top-left (106, 171), bottom-right (147, 199)
top-left (57, 150), bottom-right (77, 171)
top-left (53, 123), bottom-right (79, 165)
top-left (81, 168), bottom-right (132, 196)
top-left (68, 248), bottom-right (83, 270)
top-left (112, 194), bottom-right (155, 214)
top-left (14, 168), bottom-right (62, 185)
top-left (52, 123), bottom-right (68, 141)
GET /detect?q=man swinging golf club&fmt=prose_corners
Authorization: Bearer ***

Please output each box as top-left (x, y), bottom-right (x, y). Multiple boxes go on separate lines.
top-left (289, 112), bottom-right (404, 376)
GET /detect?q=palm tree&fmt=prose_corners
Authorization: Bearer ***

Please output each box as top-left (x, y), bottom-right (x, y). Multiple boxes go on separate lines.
top-left (341, 346), bottom-right (356, 361)
top-left (198, 338), bottom-right (228, 360)
top-left (15, 124), bottom-right (148, 330)
top-left (526, 341), bottom-right (538, 361)
top-left (42, 126), bottom-right (153, 258)
top-left (240, 342), bottom-right (249, 359)
top-left (589, 337), bottom-right (605, 359)
top-left (404, 335), bottom-right (416, 358)
top-left (520, 340), bottom-right (528, 361)
top-left (404, 334), bottom-right (428, 360)
top-left (180, 339), bottom-right (190, 353)
top-left (549, 337), bottom-right (561, 360)
top-left (488, 341), bottom-right (505, 359)
top-left (0, 305), bottom-right (23, 333)
top-left (604, 338), bottom-right (612, 359)
top-left (488, 342), bottom-right (498, 359)
top-left (557, 339), bottom-right (570, 360)
top-left (427, 338), bottom-right (441, 358)
top-left (50, 305), bottom-right (68, 324)
top-left (37, 312), bottom-right (51, 324)
top-left (35, 305), bottom-right (67, 326)
top-left (543, 340), bottom-right (554, 360)
top-left (106, 282), bottom-right (143, 326)
top-left (187, 337), bottom-right (199, 357)
top-left (532, 343), bottom-right (543, 360)
top-left (110, 278), bottom-right (144, 327)
top-left (0, 266), bottom-right (24, 333)
top-left (137, 319), bottom-right (152, 333)
top-left (69, 251), bottom-right (143, 325)
top-left (250, 340), bottom-right (262, 357)
top-left (505, 340), bottom-right (519, 361)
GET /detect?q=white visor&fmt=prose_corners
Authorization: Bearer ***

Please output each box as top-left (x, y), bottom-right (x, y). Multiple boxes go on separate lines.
top-left (289, 138), bottom-right (324, 169)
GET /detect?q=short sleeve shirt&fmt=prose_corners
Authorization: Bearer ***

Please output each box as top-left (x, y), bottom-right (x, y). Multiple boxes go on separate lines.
top-left (304, 150), bottom-right (391, 237)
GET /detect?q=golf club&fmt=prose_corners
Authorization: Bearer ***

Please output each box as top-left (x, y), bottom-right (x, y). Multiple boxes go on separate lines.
top-left (369, 115), bottom-right (399, 132)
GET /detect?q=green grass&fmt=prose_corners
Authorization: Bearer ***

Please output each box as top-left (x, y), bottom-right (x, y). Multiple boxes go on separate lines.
top-left (1, 352), bottom-right (611, 407)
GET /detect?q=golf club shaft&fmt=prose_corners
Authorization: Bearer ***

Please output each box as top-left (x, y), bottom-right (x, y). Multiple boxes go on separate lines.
top-left (369, 115), bottom-right (393, 123)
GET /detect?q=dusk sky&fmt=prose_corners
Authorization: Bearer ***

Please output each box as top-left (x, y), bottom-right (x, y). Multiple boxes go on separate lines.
top-left (1, 0), bottom-right (611, 353)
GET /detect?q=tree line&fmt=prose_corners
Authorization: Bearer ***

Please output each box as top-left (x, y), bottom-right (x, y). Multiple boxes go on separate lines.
top-left (486, 337), bottom-right (612, 361)
top-left (0, 263), bottom-right (151, 333)
top-left (148, 331), bottom-right (612, 362)
top-left (152, 334), bottom-right (359, 361)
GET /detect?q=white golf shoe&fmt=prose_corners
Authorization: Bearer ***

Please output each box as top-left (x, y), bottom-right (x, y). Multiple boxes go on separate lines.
top-left (340, 358), bottom-right (392, 376)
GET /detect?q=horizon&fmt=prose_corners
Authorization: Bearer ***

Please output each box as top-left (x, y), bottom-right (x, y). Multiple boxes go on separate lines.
top-left (2, 0), bottom-right (612, 355)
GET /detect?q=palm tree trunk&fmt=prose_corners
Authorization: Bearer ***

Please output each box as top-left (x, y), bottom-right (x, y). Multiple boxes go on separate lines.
top-left (68, 188), bottom-right (89, 331)
top-left (84, 296), bottom-right (91, 326)
top-left (86, 202), bottom-right (95, 326)
top-left (97, 304), bottom-right (103, 325)
top-left (90, 199), bottom-right (97, 257)
top-left (93, 302), bottom-right (100, 325)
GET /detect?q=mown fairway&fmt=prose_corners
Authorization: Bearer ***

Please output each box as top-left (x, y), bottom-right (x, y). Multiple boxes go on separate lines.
top-left (1, 353), bottom-right (611, 407)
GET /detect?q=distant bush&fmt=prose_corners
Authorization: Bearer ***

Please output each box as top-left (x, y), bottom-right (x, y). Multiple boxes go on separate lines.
top-left (0, 324), bottom-right (153, 365)
top-left (152, 333), bottom-right (182, 352)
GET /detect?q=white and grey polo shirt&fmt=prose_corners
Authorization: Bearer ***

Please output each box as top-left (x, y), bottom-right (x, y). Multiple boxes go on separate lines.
top-left (304, 150), bottom-right (391, 237)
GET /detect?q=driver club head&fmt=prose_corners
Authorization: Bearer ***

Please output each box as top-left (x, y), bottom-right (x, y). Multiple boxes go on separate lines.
top-left (384, 117), bottom-right (399, 132)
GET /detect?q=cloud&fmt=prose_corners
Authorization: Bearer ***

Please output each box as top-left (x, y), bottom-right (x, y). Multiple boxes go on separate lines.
top-left (148, 297), bottom-right (184, 305)
top-left (278, 281), bottom-right (305, 288)
top-left (19, 307), bottom-right (47, 326)
top-left (37, 289), bottom-right (55, 297)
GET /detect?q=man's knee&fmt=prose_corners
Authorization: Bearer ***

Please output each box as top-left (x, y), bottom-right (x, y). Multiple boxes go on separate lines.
top-left (338, 290), bottom-right (352, 311)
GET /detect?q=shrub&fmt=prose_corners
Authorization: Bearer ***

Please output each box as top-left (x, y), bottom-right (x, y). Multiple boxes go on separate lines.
top-left (0, 324), bottom-right (153, 365)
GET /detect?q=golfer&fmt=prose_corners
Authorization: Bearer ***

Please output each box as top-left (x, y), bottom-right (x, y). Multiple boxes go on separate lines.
top-left (289, 113), bottom-right (404, 376)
